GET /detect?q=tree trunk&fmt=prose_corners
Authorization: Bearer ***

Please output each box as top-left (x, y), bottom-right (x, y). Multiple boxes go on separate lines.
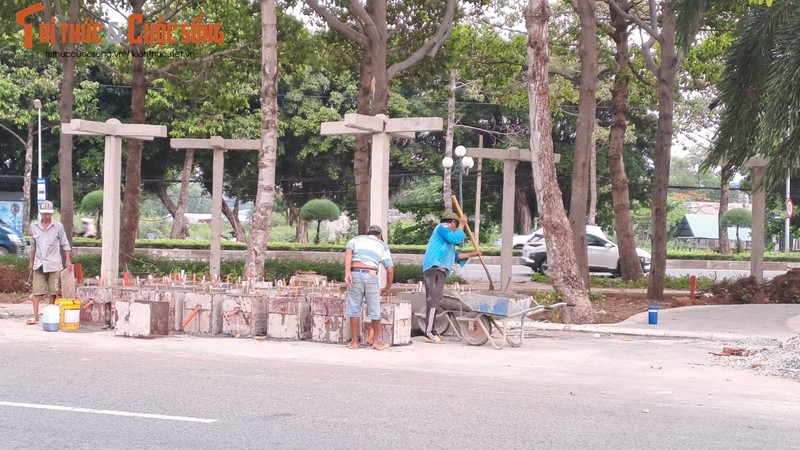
top-left (45, 0), bottom-right (79, 242)
top-left (119, 0), bottom-right (147, 265)
top-left (525, 0), bottom-right (594, 324)
top-left (57, 60), bottom-right (76, 242)
top-left (314, 220), bottom-right (322, 244)
top-left (647, 2), bottom-right (679, 301)
top-left (515, 166), bottom-right (533, 233)
top-left (352, 9), bottom-right (390, 234)
top-left (288, 203), bottom-right (308, 243)
top-left (170, 149), bottom-right (194, 239)
top-left (718, 174), bottom-right (731, 254)
top-left (353, 96), bottom-right (372, 234)
top-left (735, 225), bottom-right (741, 253)
top-left (220, 198), bottom-right (246, 242)
top-left (568, 0), bottom-right (598, 286)
top-left (608, 0), bottom-right (643, 280)
top-left (443, 69), bottom-right (457, 211)
top-left (154, 182), bottom-right (188, 239)
top-left (588, 137), bottom-right (597, 226)
top-left (23, 124), bottom-right (34, 235)
top-left (305, 0), bottom-right (455, 232)
top-left (244, 0), bottom-right (279, 280)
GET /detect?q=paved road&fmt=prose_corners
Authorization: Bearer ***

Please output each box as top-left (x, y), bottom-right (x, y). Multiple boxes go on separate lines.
top-left (1, 323), bottom-right (798, 449)
top-left (458, 264), bottom-right (787, 283)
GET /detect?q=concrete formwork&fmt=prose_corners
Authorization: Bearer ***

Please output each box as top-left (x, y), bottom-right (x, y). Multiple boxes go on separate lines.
top-left (183, 292), bottom-right (221, 334)
top-left (75, 284), bottom-right (411, 346)
top-left (360, 299), bottom-right (412, 346)
top-left (309, 295), bottom-right (349, 343)
top-left (266, 293), bottom-right (312, 340)
top-left (220, 293), bottom-right (270, 337)
top-left (115, 300), bottom-right (169, 338)
top-left (77, 286), bottom-right (114, 327)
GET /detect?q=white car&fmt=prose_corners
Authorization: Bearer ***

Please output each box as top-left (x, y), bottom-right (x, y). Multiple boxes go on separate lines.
top-left (492, 231), bottom-right (540, 249)
top-left (521, 228), bottom-right (650, 276)
top-left (495, 225), bottom-right (607, 250)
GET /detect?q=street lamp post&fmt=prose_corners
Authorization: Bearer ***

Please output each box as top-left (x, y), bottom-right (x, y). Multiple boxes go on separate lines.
top-left (442, 145), bottom-right (475, 208)
top-left (33, 99), bottom-right (45, 210)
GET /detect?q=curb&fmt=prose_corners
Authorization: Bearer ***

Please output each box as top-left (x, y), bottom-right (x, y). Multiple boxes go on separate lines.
top-left (0, 308), bottom-right (33, 320)
top-left (525, 322), bottom-right (765, 342)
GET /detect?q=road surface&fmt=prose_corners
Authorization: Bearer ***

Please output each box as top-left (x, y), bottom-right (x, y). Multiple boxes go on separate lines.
top-left (1, 325), bottom-right (797, 449)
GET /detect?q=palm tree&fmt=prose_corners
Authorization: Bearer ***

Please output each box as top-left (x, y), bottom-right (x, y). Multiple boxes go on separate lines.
top-left (675, 0), bottom-right (800, 185)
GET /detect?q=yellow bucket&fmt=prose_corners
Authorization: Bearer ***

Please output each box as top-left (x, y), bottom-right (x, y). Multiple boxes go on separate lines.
top-left (55, 298), bottom-right (81, 331)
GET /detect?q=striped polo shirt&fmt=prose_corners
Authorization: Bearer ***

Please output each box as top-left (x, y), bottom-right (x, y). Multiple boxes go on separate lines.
top-left (346, 235), bottom-right (394, 269)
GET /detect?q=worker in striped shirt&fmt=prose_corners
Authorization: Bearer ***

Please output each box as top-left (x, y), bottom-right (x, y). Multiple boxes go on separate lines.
top-left (344, 225), bottom-right (394, 350)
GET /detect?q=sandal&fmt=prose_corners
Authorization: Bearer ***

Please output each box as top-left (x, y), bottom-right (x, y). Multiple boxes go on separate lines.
top-left (347, 342), bottom-right (359, 350)
top-left (26, 318), bottom-right (39, 325)
top-left (372, 342), bottom-right (391, 351)
top-left (424, 335), bottom-right (444, 344)
top-left (366, 328), bottom-right (375, 346)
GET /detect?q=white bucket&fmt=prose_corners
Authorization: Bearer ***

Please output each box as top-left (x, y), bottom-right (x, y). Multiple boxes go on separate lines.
top-left (42, 305), bottom-right (60, 332)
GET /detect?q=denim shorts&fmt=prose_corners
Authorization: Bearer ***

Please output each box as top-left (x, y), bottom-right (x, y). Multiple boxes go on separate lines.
top-left (346, 271), bottom-right (381, 320)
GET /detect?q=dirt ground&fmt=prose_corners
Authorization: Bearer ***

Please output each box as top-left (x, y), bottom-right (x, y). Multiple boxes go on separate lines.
top-left (2, 264), bottom-right (798, 324)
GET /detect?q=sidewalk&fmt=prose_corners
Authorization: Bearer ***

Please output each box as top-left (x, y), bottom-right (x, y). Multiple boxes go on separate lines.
top-left (528, 304), bottom-right (800, 343)
top-left (3, 299), bottom-right (799, 343)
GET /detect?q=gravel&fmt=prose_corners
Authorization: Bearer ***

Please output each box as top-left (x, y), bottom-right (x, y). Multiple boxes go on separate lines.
top-left (711, 334), bottom-right (800, 381)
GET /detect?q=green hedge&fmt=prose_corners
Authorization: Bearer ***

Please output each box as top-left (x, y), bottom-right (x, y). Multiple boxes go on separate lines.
top-left (71, 254), bottom-right (429, 284)
top-left (530, 273), bottom-right (719, 290)
top-left (70, 238), bottom-right (800, 261)
top-left (70, 238), bottom-right (519, 256)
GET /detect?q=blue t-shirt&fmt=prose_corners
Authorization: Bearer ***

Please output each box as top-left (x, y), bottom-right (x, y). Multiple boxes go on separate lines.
top-left (422, 223), bottom-right (467, 272)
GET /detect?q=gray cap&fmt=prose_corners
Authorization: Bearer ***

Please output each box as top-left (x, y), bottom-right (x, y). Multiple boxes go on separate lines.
top-left (39, 200), bottom-right (55, 214)
top-left (367, 225), bottom-right (383, 235)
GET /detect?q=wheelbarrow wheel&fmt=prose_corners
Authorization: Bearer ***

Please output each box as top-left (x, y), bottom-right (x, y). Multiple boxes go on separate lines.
top-left (415, 314), bottom-right (450, 336)
top-left (459, 312), bottom-right (491, 346)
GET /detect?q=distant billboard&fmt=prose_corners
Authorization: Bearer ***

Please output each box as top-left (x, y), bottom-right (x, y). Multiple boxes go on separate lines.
top-left (0, 201), bottom-right (24, 237)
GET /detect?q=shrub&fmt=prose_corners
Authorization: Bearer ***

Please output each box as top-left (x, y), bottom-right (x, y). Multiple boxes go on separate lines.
top-left (300, 199), bottom-right (340, 244)
top-left (390, 218), bottom-right (438, 245)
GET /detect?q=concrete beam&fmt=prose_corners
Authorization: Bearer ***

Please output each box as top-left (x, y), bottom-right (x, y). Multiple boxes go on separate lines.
top-left (384, 117), bottom-right (444, 133)
top-left (170, 136), bottom-right (260, 150)
top-left (68, 119), bottom-right (166, 139)
top-left (60, 123), bottom-right (96, 136)
top-left (388, 131), bottom-right (416, 139)
top-left (320, 121), bottom-right (373, 136)
top-left (344, 113), bottom-right (386, 132)
top-left (745, 155), bottom-right (769, 168)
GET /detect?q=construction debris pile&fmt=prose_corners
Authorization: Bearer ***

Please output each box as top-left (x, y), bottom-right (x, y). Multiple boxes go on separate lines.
top-left (712, 335), bottom-right (800, 381)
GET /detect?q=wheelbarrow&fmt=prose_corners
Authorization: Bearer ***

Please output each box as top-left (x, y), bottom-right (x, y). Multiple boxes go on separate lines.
top-left (402, 289), bottom-right (566, 350)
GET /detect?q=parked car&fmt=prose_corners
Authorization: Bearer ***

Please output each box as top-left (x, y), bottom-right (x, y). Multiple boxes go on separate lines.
top-left (521, 228), bottom-right (650, 276)
top-left (0, 223), bottom-right (26, 255)
top-left (492, 231), bottom-right (540, 249)
top-left (495, 225), bottom-right (607, 249)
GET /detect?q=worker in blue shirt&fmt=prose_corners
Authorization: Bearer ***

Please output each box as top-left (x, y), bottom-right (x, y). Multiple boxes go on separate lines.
top-left (421, 211), bottom-right (481, 343)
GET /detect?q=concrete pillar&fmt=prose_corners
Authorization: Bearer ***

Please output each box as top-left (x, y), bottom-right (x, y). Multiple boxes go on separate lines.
top-left (102, 134), bottom-right (122, 285)
top-left (501, 159), bottom-right (517, 290)
top-left (751, 165), bottom-right (766, 282)
top-left (211, 147), bottom-right (224, 278)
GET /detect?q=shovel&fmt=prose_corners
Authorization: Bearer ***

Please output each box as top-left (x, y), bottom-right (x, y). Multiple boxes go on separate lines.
top-left (451, 195), bottom-right (495, 291)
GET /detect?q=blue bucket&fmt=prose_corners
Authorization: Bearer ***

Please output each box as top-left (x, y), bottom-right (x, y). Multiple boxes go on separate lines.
top-left (647, 306), bottom-right (658, 325)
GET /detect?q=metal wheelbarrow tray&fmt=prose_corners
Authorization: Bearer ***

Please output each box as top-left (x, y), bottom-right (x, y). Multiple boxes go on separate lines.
top-left (403, 290), bottom-right (566, 350)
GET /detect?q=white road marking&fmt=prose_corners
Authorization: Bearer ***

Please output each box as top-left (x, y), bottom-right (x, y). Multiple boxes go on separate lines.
top-left (0, 401), bottom-right (216, 423)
